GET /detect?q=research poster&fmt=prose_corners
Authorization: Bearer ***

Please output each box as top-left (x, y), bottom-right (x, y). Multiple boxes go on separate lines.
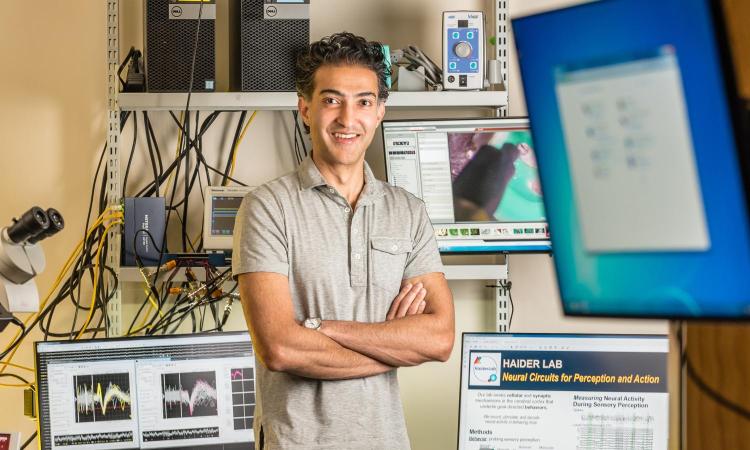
top-left (458, 335), bottom-right (669, 450)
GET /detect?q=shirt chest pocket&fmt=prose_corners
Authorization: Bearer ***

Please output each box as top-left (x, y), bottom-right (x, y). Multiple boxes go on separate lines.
top-left (370, 237), bottom-right (412, 291)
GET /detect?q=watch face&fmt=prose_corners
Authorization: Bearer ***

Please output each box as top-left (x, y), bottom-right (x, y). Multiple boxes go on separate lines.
top-left (305, 318), bottom-right (321, 329)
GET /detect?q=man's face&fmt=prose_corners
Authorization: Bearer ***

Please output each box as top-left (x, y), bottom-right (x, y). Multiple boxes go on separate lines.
top-left (299, 64), bottom-right (386, 168)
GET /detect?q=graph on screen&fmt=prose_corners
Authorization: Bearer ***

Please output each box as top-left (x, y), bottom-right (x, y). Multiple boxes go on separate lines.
top-left (161, 371), bottom-right (218, 419)
top-left (230, 367), bottom-right (255, 431)
top-left (73, 373), bottom-right (132, 422)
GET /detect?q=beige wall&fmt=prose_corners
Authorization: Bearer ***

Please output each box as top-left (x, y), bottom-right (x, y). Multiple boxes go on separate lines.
top-left (0, 1), bottom-right (671, 448)
top-left (0, 0), bottom-right (109, 439)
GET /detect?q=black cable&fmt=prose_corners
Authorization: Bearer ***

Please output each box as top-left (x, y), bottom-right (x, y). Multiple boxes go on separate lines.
top-left (222, 111), bottom-right (247, 186)
top-left (168, 111), bottom-right (241, 186)
top-left (134, 110), bottom-right (227, 197)
top-left (9, 317), bottom-right (25, 334)
top-left (128, 229), bottom-right (170, 334)
top-left (685, 351), bottom-right (750, 421)
top-left (144, 112), bottom-right (165, 177)
top-left (38, 265), bottom-right (118, 338)
top-left (20, 431), bottom-right (37, 450)
top-left (142, 111), bottom-right (161, 196)
top-left (68, 217), bottom-right (113, 339)
top-left (506, 280), bottom-right (514, 331)
top-left (0, 372), bottom-right (31, 385)
top-left (122, 110), bottom-right (138, 197)
top-left (71, 141), bottom-right (109, 338)
top-left (294, 112), bottom-right (302, 164)
top-left (146, 268), bottom-right (231, 335)
top-left (182, 111), bottom-right (193, 252)
top-left (293, 110), bottom-right (308, 159)
top-left (117, 46), bottom-right (136, 89)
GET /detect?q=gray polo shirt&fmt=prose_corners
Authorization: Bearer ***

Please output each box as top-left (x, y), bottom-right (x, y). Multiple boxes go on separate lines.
top-left (232, 156), bottom-right (443, 450)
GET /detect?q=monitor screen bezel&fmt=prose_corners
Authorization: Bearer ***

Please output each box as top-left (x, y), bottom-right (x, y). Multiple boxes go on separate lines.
top-left (456, 332), bottom-right (670, 450)
top-left (380, 116), bottom-right (552, 255)
top-left (512, 0), bottom-right (750, 320)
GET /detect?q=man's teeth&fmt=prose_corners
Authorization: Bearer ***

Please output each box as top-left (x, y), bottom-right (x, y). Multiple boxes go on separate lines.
top-left (334, 133), bottom-right (356, 139)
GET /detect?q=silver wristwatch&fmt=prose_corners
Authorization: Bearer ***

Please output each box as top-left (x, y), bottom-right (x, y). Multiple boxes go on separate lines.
top-left (303, 317), bottom-right (322, 330)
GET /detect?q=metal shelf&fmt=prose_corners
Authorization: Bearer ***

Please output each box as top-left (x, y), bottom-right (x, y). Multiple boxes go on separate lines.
top-left (121, 264), bottom-right (508, 283)
top-left (443, 264), bottom-right (508, 280)
top-left (118, 90), bottom-right (508, 111)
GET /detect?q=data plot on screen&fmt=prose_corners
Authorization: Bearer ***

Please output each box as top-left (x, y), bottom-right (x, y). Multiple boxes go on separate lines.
top-left (230, 367), bottom-right (255, 430)
top-left (73, 373), bottom-right (132, 423)
top-left (161, 371), bottom-right (218, 419)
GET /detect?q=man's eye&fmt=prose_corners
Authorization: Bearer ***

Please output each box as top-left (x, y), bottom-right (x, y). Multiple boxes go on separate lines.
top-left (361, 99), bottom-right (373, 106)
top-left (324, 98), bottom-right (339, 105)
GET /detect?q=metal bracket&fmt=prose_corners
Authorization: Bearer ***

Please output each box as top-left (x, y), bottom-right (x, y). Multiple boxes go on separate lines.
top-left (493, 0), bottom-right (510, 118)
top-left (444, 258), bottom-right (512, 332)
top-left (106, 0), bottom-right (122, 337)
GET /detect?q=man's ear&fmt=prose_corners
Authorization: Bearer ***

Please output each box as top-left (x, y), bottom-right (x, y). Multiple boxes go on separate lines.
top-left (376, 99), bottom-right (386, 124)
top-left (298, 96), bottom-right (311, 129)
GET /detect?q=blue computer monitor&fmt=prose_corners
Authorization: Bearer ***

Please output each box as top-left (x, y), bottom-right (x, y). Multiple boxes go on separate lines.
top-left (382, 117), bottom-right (551, 254)
top-left (513, 0), bottom-right (750, 318)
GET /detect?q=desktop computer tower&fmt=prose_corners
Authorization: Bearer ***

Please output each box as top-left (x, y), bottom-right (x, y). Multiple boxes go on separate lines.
top-left (229, 0), bottom-right (310, 92)
top-left (144, 0), bottom-right (216, 92)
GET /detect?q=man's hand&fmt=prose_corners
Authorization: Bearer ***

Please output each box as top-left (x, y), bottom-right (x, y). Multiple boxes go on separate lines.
top-left (386, 282), bottom-right (427, 321)
top-left (238, 272), bottom-right (394, 379)
top-left (320, 272), bottom-right (454, 367)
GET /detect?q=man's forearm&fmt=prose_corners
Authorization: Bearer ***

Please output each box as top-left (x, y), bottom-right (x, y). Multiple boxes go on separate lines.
top-left (262, 324), bottom-right (394, 380)
top-left (320, 314), bottom-right (453, 367)
top-left (238, 272), bottom-right (394, 381)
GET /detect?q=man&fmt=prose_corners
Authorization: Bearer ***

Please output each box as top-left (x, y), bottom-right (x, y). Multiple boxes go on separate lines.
top-left (233, 32), bottom-right (455, 450)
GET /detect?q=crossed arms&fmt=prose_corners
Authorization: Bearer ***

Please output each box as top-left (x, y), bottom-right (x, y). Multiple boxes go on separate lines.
top-left (237, 271), bottom-right (455, 380)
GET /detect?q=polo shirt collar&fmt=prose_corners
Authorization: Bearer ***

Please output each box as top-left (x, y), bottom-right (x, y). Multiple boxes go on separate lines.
top-left (298, 155), bottom-right (327, 190)
top-left (297, 155), bottom-right (384, 202)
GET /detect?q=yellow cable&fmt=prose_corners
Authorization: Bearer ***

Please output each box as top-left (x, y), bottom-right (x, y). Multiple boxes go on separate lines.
top-left (0, 361), bottom-right (33, 372)
top-left (75, 220), bottom-right (123, 339)
top-left (225, 110), bottom-right (257, 185)
top-left (0, 210), bottom-right (123, 371)
top-left (0, 382), bottom-right (35, 389)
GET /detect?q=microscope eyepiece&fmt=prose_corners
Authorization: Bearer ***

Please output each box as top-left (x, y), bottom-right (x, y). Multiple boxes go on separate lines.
top-left (7, 206), bottom-right (50, 244)
top-left (27, 208), bottom-right (65, 244)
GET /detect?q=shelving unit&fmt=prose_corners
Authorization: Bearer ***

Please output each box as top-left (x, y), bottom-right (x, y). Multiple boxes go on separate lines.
top-left (105, 0), bottom-right (513, 336)
top-left (118, 90), bottom-right (508, 111)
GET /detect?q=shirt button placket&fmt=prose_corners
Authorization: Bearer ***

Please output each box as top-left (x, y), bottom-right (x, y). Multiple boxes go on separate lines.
top-left (351, 209), bottom-right (365, 286)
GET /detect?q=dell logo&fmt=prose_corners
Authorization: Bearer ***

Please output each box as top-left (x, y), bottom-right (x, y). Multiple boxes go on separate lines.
top-left (265, 5), bottom-right (278, 17)
top-left (171, 6), bottom-right (183, 17)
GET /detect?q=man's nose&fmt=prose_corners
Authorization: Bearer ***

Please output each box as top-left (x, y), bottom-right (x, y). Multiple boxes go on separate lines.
top-left (337, 102), bottom-right (356, 128)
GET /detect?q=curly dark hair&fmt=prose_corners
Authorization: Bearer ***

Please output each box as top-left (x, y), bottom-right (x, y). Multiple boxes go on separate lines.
top-left (295, 32), bottom-right (390, 102)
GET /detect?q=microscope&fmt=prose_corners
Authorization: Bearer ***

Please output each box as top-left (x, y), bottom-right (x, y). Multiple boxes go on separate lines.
top-left (0, 207), bottom-right (64, 332)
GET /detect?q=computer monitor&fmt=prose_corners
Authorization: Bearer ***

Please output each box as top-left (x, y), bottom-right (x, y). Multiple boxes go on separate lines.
top-left (203, 186), bottom-right (255, 251)
top-left (513, 0), bottom-right (750, 318)
top-left (35, 332), bottom-right (255, 450)
top-left (381, 118), bottom-right (551, 254)
top-left (458, 333), bottom-right (669, 450)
